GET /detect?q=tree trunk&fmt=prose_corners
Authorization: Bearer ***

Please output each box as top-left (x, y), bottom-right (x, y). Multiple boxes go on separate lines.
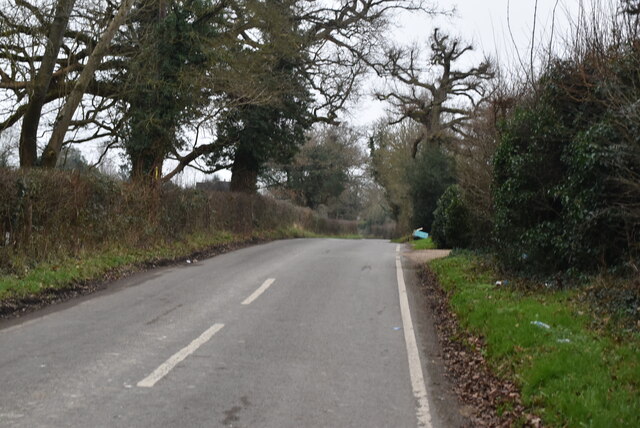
top-left (230, 143), bottom-right (259, 193)
top-left (19, 0), bottom-right (77, 167)
top-left (41, 0), bottom-right (137, 168)
top-left (130, 147), bottom-right (164, 184)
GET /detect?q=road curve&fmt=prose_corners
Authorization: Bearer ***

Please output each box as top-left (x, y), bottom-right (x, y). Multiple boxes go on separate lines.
top-left (0, 239), bottom-right (462, 427)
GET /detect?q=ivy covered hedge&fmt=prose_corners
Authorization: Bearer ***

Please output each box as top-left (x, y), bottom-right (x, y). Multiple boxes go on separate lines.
top-left (430, 184), bottom-right (471, 249)
top-left (492, 57), bottom-right (640, 276)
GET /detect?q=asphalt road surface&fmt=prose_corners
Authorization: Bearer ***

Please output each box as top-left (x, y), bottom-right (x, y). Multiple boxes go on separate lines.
top-left (0, 239), bottom-right (464, 427)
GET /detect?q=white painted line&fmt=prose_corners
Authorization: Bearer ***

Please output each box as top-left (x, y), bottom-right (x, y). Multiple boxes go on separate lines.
top-left (241, 278), bottom-right (276, 305)
top-left (396, 244), bottom-right (433, 428)
top-left (137, 323), bottom-right (224, 388)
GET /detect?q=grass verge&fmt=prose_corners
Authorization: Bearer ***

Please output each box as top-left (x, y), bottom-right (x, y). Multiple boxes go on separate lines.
top-left (0, 230), bottom-right (239, 301)
top-left (0, 228), bottom-right (361, 305)
top-left (429, 253), bottom-right (639, 427)
top-left (411, 237), bottom-right (437, 250)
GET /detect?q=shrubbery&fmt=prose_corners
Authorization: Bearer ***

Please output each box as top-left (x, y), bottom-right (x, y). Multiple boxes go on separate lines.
top-left (430, 184), bottom-right (471, 249)
top-left (0, 169), bottom-right (358, 276)
top-left (492, 57), bottom-right (640, 275)
top-left (408, 144), bottom-right (456, 232)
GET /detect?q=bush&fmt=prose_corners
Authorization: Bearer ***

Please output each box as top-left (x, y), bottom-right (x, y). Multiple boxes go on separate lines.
top-left (0, 169), bottom-right (359, 275)
top-left (492, 58), bottom-right (639, 276)
top-left (431, 185), bottom-right (471, 249)
top-left (492, 101), bottom-right (568, 274)
top-left (408, 144), bottom-right (456, 231)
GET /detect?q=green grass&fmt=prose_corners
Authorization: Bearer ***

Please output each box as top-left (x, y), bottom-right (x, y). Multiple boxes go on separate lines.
top-left (392, 235), bottom-right (411, 243)
top-left (0, 230), bottom-right (238, 300)
top-left (429, 254), bottom-right (640, 427)
top-left (412, 237), bottom-right (437, 250)
top-left (0, 227), bottom-right (365, 302)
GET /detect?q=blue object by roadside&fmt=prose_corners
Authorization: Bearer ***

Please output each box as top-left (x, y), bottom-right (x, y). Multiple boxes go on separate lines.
top-left (413, 229), bottom-right (429, 239)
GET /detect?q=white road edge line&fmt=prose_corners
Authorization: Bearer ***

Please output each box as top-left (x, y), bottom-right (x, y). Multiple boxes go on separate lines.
top-left (137, 323), bottom-right (225, 388)
top-left (241, 278), bottom-right (276, 305)
top-left (396, 244), bottom-right (433, 428)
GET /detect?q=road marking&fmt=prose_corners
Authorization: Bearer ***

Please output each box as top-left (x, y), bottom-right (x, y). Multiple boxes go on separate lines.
top-left (241, 278), bottom-right (275, 305)
top-left (396, 244), bottom-right (433, 428)
top-left (137, 323), bottom-right (224, 388)
top-left (0, 412), bottom-right (24, 419)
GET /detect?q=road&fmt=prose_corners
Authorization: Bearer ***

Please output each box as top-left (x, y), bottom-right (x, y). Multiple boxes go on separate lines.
top-left (0, 239), bottom-right (464, 427)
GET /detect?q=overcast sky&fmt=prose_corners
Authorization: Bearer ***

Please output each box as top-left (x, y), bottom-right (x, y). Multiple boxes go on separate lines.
top-left (349, 0), bottom-right (590, 125)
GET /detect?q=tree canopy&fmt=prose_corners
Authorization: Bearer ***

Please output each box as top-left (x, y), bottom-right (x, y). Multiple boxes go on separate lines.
top-left (0, 0), bottom-right (431, 185)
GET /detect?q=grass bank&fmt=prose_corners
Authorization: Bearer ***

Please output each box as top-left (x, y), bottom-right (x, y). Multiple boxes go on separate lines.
top-left (0, 230), bottom-right (239, 301)
top-left (428, 253), bottom-right (639, 427)
top-left (0, 169), bottom-right (361, 309)
top-left (0, 226), bottom-right (358, 311)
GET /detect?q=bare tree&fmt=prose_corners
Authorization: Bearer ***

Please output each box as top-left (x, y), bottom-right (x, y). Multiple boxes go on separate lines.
top-left (368, 118), bottom-right (418, 234)
top-left (374, 28), bottom-right (493, 158)
top-left (622, 0), bottom-right (640, 15)
top-left (0, 0), bottom-right (123, 163)
top-left (299, 0), bottom-right (432, 123)
top-left (40, 0), bottom-right (137, 168)
top-left (15, 0), bottom-right (77, 167)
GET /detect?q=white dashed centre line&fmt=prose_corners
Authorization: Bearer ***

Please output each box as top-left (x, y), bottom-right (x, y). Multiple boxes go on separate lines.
top-left (241, 278), bottom-right (276, 305)
top-left (137, 323), bottom-right (224, 388)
